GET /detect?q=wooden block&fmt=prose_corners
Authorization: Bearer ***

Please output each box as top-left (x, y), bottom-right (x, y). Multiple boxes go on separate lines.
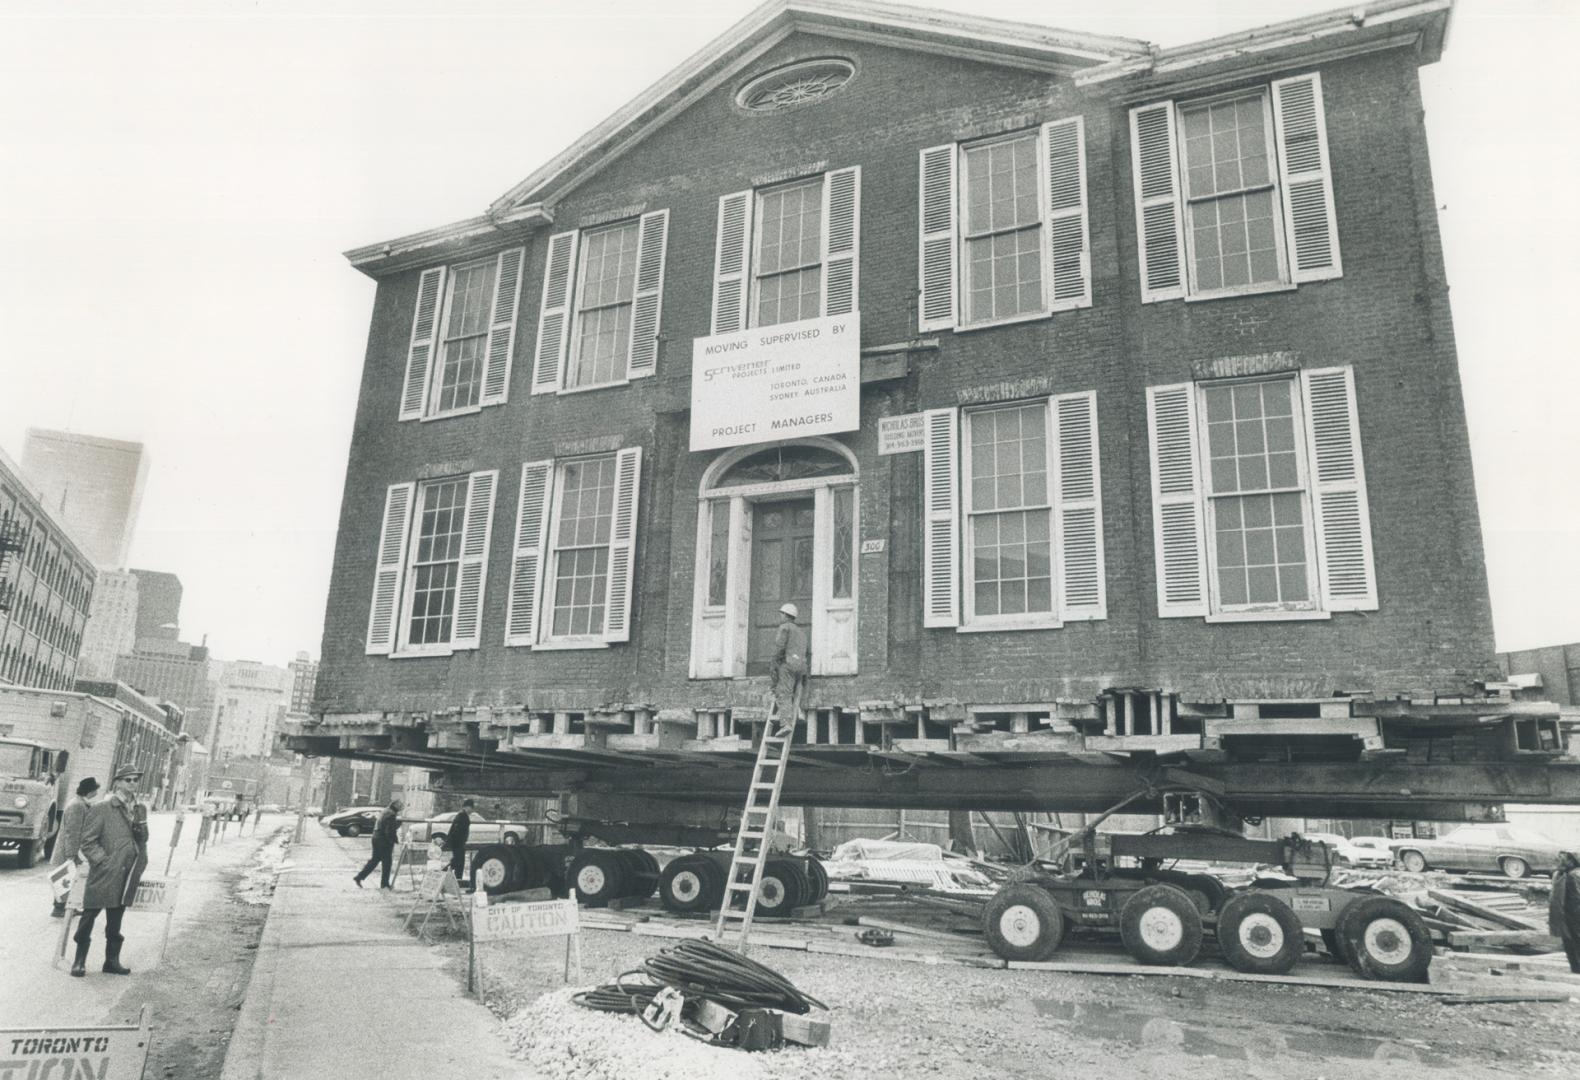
top-left (1447, 930), bottom-right (1562, 949)
top-left (1428, 890), bottom-right (1544, 932)
top-left (774, 1012), bottom-right (832, 1048)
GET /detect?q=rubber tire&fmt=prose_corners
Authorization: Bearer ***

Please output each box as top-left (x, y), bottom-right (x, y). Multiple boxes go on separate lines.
top-left (659, 855), bottom-right (716, 914)
top-left (569, 850), bottom-right (628, 907)
top-left (756, 858), bottom-right (802, 918)
top-left (1217, 891), bottom-right (1305, 975)
top-left (503, 832), bottom-right (523, 846)
top-left (983, 883), bottom-right (1065, 963)
top-left (1120, 884), bottom-right (1204, 967)
top-left (1337, 896), bottom-right (1433, 983)
top-left (806, 857), bottom-right (829, 902)
top-left (471, 844), bottom-right (522, 895)
top-left (780, 859), bottom-right (813, 911)
top-left (15, 839), bottom-right (36, 869)
top-left (1321, 928), bottom-right (1350, 965)
top-left (1500, 856), bottom-right (1529, 880)
top-left (344, 823), bottom-right (362, 839)
top-left (614, 849), bottom-right (658, 901)
top-left (1398, 850), bottom-right (1427, 873)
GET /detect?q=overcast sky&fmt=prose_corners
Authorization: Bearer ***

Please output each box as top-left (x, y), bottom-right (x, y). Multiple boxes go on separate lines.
top-left (1, 0), bottom-right (1575, 666)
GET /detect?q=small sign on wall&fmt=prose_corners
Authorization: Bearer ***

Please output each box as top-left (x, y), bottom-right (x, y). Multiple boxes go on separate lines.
top-left (878, 413), bottom-right (925, 455)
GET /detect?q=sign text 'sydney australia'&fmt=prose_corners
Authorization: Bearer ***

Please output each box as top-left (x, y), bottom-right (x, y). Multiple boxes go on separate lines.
top-left (690, 313), bottom-right (859, 452)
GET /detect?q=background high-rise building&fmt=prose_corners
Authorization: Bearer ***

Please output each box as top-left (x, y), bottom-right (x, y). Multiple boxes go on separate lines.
top-left (114, 638), bottom-right (215, 742)
top-left (210, 659), bottom-right (292, 760)
top-left (130, 569), bottom-right (182, 642)
top-left (20, 429), bottom-right (148, 569)
top-left (287, 651), bottom-right (318, 716)
top-left (75, 569), bottom-right (139, 680)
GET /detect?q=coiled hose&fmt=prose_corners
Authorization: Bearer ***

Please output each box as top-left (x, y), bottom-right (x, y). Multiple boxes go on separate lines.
top-left (573, 939), bottom-right (825, 1018)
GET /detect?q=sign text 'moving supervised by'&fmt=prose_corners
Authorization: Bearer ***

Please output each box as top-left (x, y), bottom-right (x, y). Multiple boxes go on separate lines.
top-left (690, 313), bottom-right (860, 452)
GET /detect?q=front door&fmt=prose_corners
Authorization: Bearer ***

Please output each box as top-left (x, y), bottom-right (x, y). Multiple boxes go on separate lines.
top-left (747, 499), bottom-right (814, 675)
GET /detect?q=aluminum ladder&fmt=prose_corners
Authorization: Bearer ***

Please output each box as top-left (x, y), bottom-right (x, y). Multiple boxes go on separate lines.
top-left (714, 720), bottom-right (794, 949)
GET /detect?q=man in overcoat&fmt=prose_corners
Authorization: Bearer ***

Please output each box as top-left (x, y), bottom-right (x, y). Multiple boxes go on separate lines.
top-left (445, 799), bottom-right (473, 884)
top-left (50, 775), bottom-right (98, 918)
top-left (72, 768), bottom-right (149, 976)
top-left (769, 603), bottom-right (809, 737)
top-left (353, 798), bottom-right (403, 889)
top-left (1549, 850), bottom-right (1580, 973)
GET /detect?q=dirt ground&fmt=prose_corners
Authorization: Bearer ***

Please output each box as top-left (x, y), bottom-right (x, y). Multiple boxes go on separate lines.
top-left (399, 898), bottom-right (1580, 1080)
top-left (120, 826), bottom-right (288, 1080)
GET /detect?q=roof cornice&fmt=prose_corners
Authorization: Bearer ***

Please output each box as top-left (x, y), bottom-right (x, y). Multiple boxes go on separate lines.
top-left (343, 204), bottom-right (552, 279)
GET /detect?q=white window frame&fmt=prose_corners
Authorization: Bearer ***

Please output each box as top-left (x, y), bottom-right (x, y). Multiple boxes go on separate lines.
top-left (750, 174), bottom-right (826, 329)
top-left (426, 256), bottom-right (498, 418)
top-left (564, 218), bottom-right (642, 394)
top-left (1197, 374), bottom-right (1321, 618)
top-left (960, 399), bottom-right (1060, 631)
top-left (399, 248), bottom-right (524, 423)
top-left (957, 130), bottom-right (1050, 332)
top-left (1177, 87), bottom-right (1292, 302)
top-left (539, 454), bottom-right (619, 648)
top-left (394, 476), bottom-right (471, 657)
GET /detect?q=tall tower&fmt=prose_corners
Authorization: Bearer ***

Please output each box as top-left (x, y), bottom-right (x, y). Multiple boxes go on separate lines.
top-left (20, 429), bottom-right (149, 569)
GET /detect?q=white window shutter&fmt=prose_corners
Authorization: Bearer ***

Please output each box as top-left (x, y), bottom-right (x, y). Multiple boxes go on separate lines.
top-left (1146, 384), bottom-right (1208, 616)
top-left (602, 447), bottom-right (642, 643)
top-left (822, 167), bottom-right (860, 317)
top-left (921, 407), bottom-right (959, 628)
top-left (1273, 72), bottom-right (1342, 283)
top-left (917, 144), bottom-right (958, 331)
top-left (627, 210), bottom-right (669, 379)
top-left (450, 469), bottom-right (498, 650)
top-left (531, 231), bottom-right (578, 394)
top-left (1301, 366), bottom-right (1376, 611)
top-left (1129, 102), bottom-right (1186, 303)
top-left (481, 248), bottom-right (524, 405)
top-left (711, 191), bottom-right (753, 335)
top-left (1043, 118), bottom-right (1091, 310)
top-left (1054, 392), bottom-right (1105, 621)
top-left (504, 461), bottom-right (554, 646)
top-left (366, 482), bottom-right (415, 654)
top-left (399, 268), bottom-right (445, 420)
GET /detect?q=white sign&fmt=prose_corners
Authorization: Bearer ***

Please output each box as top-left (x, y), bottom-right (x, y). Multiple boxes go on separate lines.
top-left (878, 412), bottom-right (925, 455)
top-left (1, 1010), bottom-right (152, 1080)
top-left (131, 875), bottom-right (178, 914)
top-left (690, 313), bottom-right (860, 451)
top-left (473, 896), bottom-right (580, 943)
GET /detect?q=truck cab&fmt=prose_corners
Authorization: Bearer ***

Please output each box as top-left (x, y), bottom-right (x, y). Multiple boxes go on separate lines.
top-left (0, 738), bottom-right (70, 868)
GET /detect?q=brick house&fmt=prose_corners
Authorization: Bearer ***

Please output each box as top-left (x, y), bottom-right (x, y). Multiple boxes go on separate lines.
top-left (299, 0), bottom-right (1558, 814)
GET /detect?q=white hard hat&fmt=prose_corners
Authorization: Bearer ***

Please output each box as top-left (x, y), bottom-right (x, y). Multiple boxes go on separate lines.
top-left (779, 603), bottom-right (799, 618)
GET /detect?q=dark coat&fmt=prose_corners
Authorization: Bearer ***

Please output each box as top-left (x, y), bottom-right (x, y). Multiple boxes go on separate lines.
top-left (372, 807), bottom-right (400, 851)
top-left (446, 811), bottom-right (471, 852)
top-left (1549, 868), bottom-right (1580, 938)
top-left (770, 620), bottom-right (809, 688)
top-left (78, 797), bottom-right (148, 909)
top-left (51, 796), bottom-right (93, 868)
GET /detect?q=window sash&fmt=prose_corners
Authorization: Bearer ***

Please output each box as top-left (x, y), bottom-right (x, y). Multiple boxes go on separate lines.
top-left (752, 177), bottom-right (824, 328)
top-left (432, 259), bottom-right (496, 414)
top-left (1178, 91), bottom-right (1289, 296)
top-left (400, 478), bottom-right (468, 649)
top-left (569, 221), bottom-right (640, 388)
top-left (1197, 377), bottom-right (1318, 612)
top-left (959, 131), bottom-right (1045, 325)
top-left (544, 455), bottom-right (617, 640)
top-left (962, 401), bottom-right (1056, 625)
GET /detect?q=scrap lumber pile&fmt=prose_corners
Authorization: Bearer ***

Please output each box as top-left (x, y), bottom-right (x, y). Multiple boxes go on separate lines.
top-left (821, 838), bottom-right (1001, 895)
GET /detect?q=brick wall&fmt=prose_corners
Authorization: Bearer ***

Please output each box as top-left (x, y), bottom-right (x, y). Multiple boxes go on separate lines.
top-left (317, 35), bottom-right (1495, 716)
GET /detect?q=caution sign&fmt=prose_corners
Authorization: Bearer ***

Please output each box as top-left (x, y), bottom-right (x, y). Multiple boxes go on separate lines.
top-left (131, 875), bottom-right (179, 914)
top-left (0, 1008), bottom-right (152, 1080)
top-left (473, 896), bottom-right (578, 943)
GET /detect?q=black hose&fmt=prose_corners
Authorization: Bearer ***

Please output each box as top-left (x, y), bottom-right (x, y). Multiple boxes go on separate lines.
top-left (573, 939), bottom-right (825, 1019)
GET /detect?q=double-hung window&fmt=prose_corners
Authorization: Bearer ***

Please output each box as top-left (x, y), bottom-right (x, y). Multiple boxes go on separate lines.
top-left (397, 249), bottom-right (525, 421)
top-left (920, 393), bottom-right (1105, 630)
top-left (710, 167), bottom-right (859, 335)
top-left (365, 470), bottom-right (499, 656)
top-left (1146, 365), bottom-right (1376, 621)
top-left (1130, 72), bottom-right (1341, 303)
top-left (504, 448), bottom-right (642, 648)
top-left (531, 211), bottom-right (669, 394)
top-left (918, 118), bottom-right (1089, 332)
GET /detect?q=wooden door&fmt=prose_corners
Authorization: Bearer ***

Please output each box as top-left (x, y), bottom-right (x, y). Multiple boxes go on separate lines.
top-left (747, 499), bottom-right (815, 675)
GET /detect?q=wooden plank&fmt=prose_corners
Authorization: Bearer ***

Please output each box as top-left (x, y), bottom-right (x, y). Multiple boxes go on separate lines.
top-left (1006, 960), bottom-right (1461, 994)
top-left (1428, 890), bottom-right (1544, 932)
top-left (846, 916), bottom-right (979, 944)
top-left (1447, 930), bottom-right (1563, 949)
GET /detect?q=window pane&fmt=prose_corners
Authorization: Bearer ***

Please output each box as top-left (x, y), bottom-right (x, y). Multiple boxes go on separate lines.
top-left (549, 458), bottom-right (615, 637)
top-left (1211, 491), bottom-right (1310, 609)
top-left (707, 500), bottom-right (730, 607)
top-left (434, 261), bottom-right (496, 412)
top-left (406, 479), bottom-right (467, 645)
top-left (756, 177), bottom-right (823, 328)
top-left (832, 487), bottom-right (853, 599)
top-left (965, 227), bottom-right (1042, 324)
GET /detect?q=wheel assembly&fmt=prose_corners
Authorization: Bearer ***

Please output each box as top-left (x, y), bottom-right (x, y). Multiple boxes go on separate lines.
top-left (1120, 884), bottom-right (1204, 967)
top-left (755, 858), bottom-right (801, 918)
top-left (614, 848), bottom-right (659, 900)
top-left (1337, 896), bottom-right (1433, 982)
top-left (569, 849), bottom-right (628, 907)
top-left (982, 883), bottom-right (1064, 962)
top-left (658, 855), bottom-right (716, 913)
top-left (1500, 856), bottom-right (1529, 880)
top-left (1398, 850), bottom-right (1427, 873)
top-left (805, 856), bottom-right (829, 903)
top-left (471, 844), bottom-right (522, 895)
top-left (1217, 891), bottom-right (1304, 975)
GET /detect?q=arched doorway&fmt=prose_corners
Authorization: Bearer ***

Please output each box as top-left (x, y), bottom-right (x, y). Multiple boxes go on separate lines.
top-left (691, 438), bottom-right (858, 679)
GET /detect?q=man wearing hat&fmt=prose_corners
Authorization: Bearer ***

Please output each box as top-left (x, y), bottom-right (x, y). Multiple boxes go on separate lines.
top-left (353, 798), bottom-right (404, 889)
top-left (49, 775), bottom-right (99, 918)
top-left (769, 603), bottom-right (809, 738)
top-left (71, 768), bottom-right (149, 977)
top-left (1549, 850), bottom-right (1580, 973)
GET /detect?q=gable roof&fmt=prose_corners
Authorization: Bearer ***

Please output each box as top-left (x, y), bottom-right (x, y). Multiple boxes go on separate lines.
top-left (346, 0), bottom-right (1454, 277)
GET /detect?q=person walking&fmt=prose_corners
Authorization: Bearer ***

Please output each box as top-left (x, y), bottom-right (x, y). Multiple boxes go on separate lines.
top-left (1549, 850), bottom-right (1580, 973)
top-left (445, 799), bottom-right (473, 885)
top-left (50, 776), bottom-right (99, 918)
top-left (353, 798), bottom-right (403, 889)
top-left (71, 768), bottom-right (148, 977)
top-left (769, 602), bottom-right (809, 737)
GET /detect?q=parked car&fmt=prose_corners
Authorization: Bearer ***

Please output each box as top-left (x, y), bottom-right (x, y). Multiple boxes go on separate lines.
top-left (403, 811), bottom-right (531, 847)
top-left (1302, 832), bottom-right (1394, 870)
top-left (1392, 823), bottom-right (1563, 879)
top-left (1347, 836), bottom-right (1398, 865)
top-left (323, 807), bottom-right (382, 838)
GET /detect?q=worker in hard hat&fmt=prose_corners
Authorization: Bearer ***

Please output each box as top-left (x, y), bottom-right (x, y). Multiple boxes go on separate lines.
top-left (769, 602), bottom-right (809, 738)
